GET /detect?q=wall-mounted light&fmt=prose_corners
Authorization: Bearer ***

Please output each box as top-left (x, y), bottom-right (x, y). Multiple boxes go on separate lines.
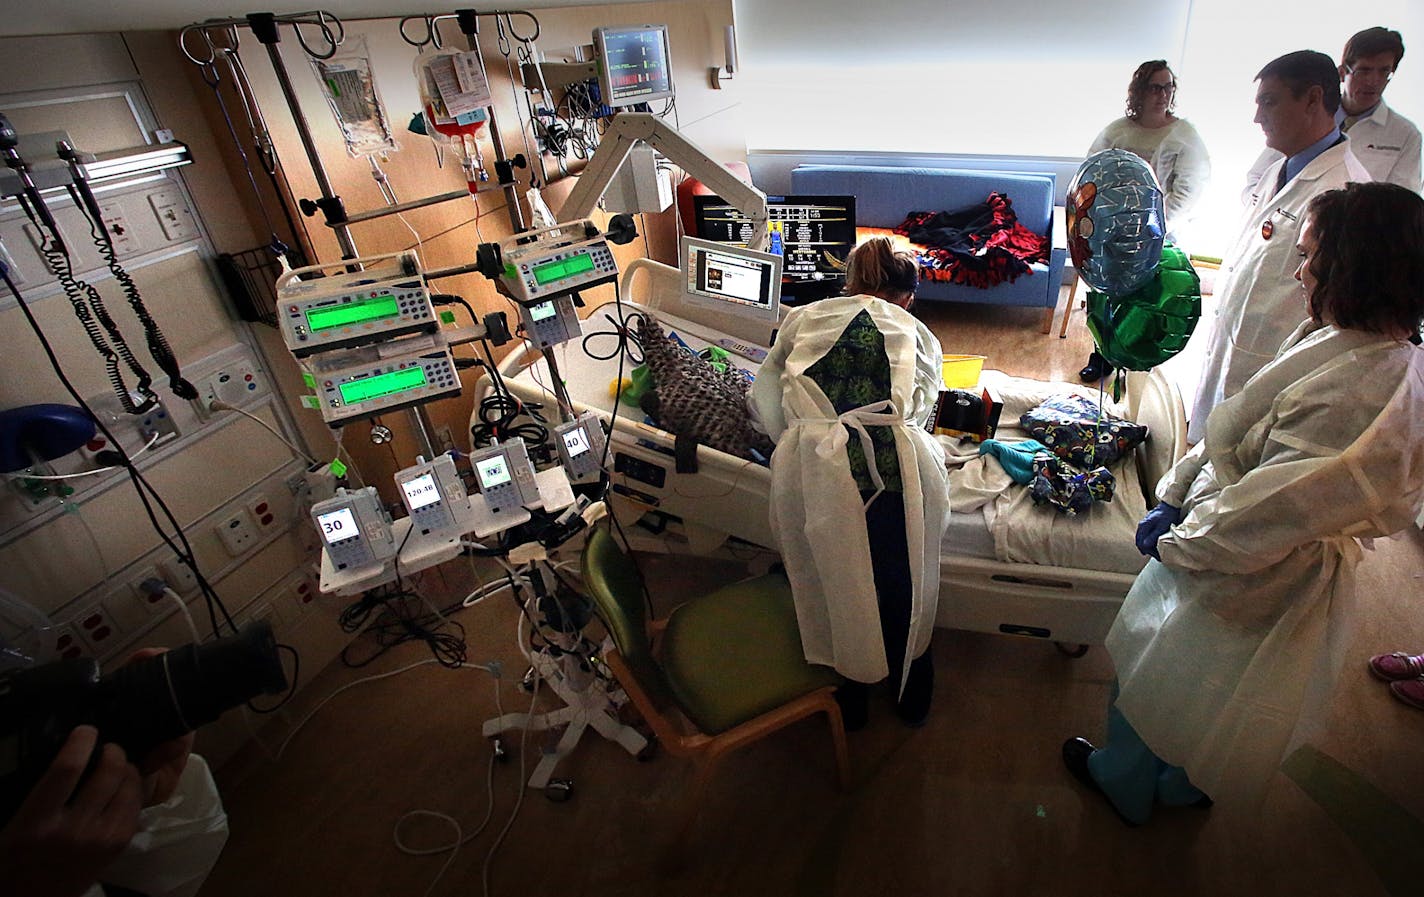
top-left (709, 24), bottom-right (737, 89)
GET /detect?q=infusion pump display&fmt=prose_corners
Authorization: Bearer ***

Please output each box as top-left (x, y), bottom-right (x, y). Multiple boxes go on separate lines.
top-left (311, 487), bottom-right (397, 571)
top-left (469, 439), bottom-right (540, 515)
top-left (312, 348), bottom-right (461, 427)
top-left (278, 265), bottom-right (437, 357)
top-left (496, 221), bottom-right (619, 305)
top-left (395, 453), bottom-right (469, 536)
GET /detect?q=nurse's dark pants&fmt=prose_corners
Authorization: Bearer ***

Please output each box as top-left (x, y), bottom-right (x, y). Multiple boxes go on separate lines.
top-left (838, 491), bottom-right (934, 721)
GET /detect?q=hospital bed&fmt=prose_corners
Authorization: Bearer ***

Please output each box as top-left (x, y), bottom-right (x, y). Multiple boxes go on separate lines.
top-left (474, 259), bottom-right (1187, 649)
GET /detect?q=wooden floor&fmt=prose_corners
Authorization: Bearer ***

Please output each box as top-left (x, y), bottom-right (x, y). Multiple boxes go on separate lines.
top-left (200, 287), bottom-right (1424, 897)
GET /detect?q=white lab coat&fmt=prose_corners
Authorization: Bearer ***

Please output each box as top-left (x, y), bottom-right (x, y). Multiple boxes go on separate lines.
top-left (752, 295), bottom-right (949, 691)
top-left (1089, 117), bottom-right (1212, 236)
top-left (1243, 100), bottom-right (1422, 198)
top-left (1189, 140), bottom-right (1370, 442)
top-left (1109, 322), bottom-right (1424, 803)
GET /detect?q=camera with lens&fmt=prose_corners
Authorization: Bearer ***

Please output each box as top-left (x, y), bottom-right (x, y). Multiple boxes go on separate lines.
top-left (0, 621), bottom-right (288, 825)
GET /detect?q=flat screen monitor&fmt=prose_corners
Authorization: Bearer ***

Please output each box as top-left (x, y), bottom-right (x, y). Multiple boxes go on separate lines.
top-left (693, 194), bottom-right (856, 304)
top-left (679, 236), bottom-right (782, 323)
top-left (594, 25), bottom-right (674, 108)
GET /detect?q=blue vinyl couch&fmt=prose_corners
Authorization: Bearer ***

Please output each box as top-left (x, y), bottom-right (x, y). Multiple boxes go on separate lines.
top-left (790, 164), bottom-right (1068, 332)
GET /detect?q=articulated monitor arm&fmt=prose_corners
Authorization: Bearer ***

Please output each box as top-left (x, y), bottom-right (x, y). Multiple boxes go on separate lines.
top-left (558, 113), bottom-right (769, 251)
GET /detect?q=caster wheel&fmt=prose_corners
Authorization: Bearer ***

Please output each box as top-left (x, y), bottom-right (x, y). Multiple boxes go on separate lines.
top-left (491, 737), bottom-right (509, 762)
top-left (1055, 642), bottom-right (1090, 659)
top-left (545, 779), bottom-right (574, 802)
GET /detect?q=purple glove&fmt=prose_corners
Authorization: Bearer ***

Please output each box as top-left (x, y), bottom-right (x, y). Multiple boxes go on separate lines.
top-left (1135, 502), bottom-right (1182, 561)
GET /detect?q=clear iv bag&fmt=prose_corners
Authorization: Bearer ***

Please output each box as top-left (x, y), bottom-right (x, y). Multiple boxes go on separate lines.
top-left (311, 33), bottom-right (399, 158)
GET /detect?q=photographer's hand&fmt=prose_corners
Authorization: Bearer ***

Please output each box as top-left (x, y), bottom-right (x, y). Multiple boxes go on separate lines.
top-left (0, 725), bottom-right (142, 897)
top-left (124, 647), bottom-right (195, 806)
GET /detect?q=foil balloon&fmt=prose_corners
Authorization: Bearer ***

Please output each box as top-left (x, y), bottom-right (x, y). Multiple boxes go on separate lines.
top-left (1085, 242), bottom-right (1201, 371)
top-left (1066, 149), bottom-right (1165, 296)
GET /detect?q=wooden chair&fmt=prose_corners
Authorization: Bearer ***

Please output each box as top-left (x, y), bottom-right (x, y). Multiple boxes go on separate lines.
top-left (580, 526), bottom-right (850, 852)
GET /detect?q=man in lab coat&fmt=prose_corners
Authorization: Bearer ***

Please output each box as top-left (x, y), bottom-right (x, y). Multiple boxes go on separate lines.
top-left (1243, 27), bottom-right (1420, 195)
top-left (1189, 50), bottom-right (1370, 443)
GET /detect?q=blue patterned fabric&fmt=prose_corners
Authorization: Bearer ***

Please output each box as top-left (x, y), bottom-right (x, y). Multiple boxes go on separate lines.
top-left (1020, 395), bottom-right (1148, 469)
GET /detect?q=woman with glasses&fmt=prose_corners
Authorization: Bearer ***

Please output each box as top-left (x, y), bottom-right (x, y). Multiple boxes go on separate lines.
top-left (752, 237), bottom-right (948, 729)
top-left (1079, 60), bottom-right (1212, 381)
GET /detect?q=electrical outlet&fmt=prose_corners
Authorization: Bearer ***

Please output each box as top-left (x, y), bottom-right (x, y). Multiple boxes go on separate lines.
top-left (288, 576), bottom-right (318, 619)
top-left (246, 494), bottom-right (278, 530)
top-left (216, 510), bottom-right (258, 556)
top-left (196, 364), bottom-right (266, 421)
top-left (127, 564), bottom-right (178, 617)
top-left (42, 624), bottom-right (86, 661)
top-left (158, 556), bottom-right (201, 595)
top-left (136, 400), bottom-right (180, 446)
top-left (72, 604), bottom-right (121, 654)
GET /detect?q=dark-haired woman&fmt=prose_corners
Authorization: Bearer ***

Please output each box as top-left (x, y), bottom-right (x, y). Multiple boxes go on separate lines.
top-left (1064, 182), bottom-right (1424, 824)
top-left (1080, 59), bottom-right (1211, 381)
top-left (752, 237), bottom-right (948, 727)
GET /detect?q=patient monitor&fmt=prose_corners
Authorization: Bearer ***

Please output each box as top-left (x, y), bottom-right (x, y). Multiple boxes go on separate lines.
top-left (680, 236), bottom-right (782, 323)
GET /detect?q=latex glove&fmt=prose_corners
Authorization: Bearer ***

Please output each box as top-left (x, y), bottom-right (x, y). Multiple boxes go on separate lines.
top-left (1135, 502), bottom-right (1183, 561)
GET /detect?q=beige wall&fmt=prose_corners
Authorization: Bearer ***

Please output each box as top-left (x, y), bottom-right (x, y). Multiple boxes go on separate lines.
top-left (0, 32), bottom-right (322, 736)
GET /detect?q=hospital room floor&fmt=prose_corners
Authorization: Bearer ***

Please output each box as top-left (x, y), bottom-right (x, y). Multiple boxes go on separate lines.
top-left (201, 286), bottom-right (1422, 897)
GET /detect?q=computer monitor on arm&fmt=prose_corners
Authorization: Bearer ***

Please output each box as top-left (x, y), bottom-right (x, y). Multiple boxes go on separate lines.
top-left (679, 236), bottom-right (782, 324)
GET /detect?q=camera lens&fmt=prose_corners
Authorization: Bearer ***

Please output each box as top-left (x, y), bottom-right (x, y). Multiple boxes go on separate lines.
top-left (92, 621), bottom-right (288, 758)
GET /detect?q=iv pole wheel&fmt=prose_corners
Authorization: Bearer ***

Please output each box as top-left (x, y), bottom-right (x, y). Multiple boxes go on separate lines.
top-left (544, 778), bottom-right (574, 802)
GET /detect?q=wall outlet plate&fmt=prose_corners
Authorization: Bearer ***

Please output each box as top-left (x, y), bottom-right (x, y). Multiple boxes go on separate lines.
top-left (72, 604), bottom-right (121, 654)
top-left (158, 555), bottom-right (201, 595)
top-left (216, 510), bottom-right (258, 556)
top-left (136, 400), bottom-right (181, 446)
top-left (288, 575), bottom-right (318, 619)
top-left (104, 585), bottom-right (150, 633)
top-left (246, 494), bottom-right (278, 530)
top-left (41, 624), bottom-right (86, 661)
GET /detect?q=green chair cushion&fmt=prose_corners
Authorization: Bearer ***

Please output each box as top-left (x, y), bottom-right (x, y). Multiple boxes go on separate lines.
top-left (660, 574), bottom-right (843, 735)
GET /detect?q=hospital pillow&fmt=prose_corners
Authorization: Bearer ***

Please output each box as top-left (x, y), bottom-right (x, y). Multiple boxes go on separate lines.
top-left (1020, 394), bottom-right (1148, 470)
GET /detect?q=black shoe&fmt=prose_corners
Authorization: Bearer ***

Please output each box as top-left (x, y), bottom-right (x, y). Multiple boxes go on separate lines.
top-left (1061, 737), bottom-right (1140, 827)
top-left (1079, 351), bottom-right (1109, 382)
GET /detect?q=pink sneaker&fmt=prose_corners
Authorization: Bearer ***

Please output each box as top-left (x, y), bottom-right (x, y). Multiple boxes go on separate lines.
top-left (1390, 677), bottom-right (1424, 711)
top-left (1368, 652), bottom-right (1424, 681)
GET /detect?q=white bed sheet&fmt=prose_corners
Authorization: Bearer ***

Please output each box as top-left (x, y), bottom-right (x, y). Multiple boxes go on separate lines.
top-left (939, 372), bottom-right (1150, 576)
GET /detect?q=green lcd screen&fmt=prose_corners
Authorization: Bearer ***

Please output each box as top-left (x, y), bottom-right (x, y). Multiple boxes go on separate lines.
top-left (306, 294), bottom-right (401, 332)
top-left (532, 252), bottom-right (596, 286)
top-left (338, 366), bottom-right (428, 404)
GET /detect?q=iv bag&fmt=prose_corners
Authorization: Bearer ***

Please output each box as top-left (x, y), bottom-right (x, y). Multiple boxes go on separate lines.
top-left (414, 49), bottom-right (491, 143)
top-left (311, 34), bottom-right (399, 158)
